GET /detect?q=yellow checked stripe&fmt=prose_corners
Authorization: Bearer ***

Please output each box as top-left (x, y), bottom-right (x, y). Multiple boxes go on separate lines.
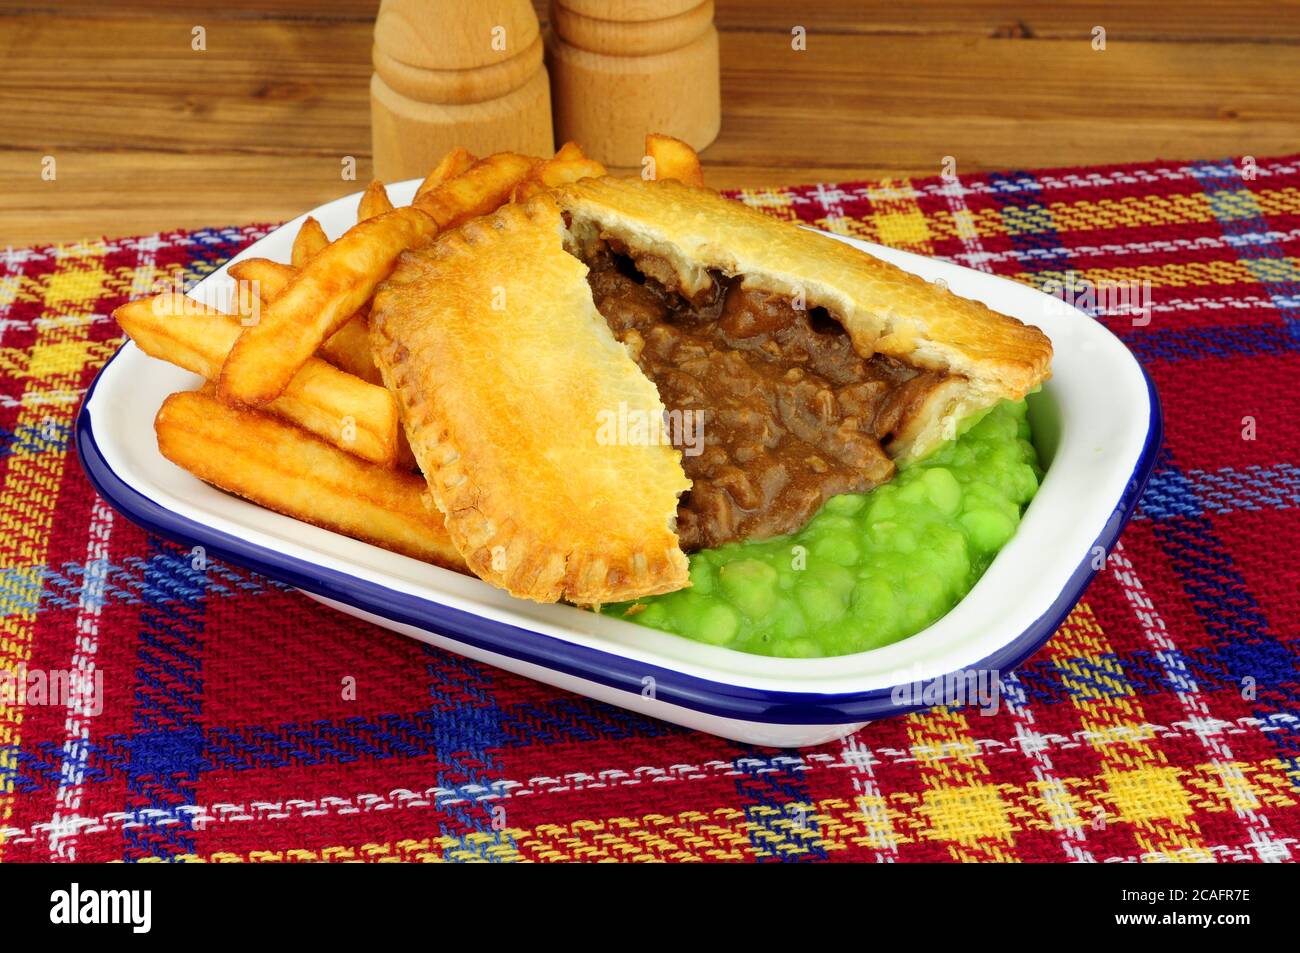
top-left (1050, 603), bottom-right (1214, 862)
top-left (0, 251), bottom-right (111, 858)
top-left (906, 706), bottom-right (1020, 863)
top-left (916, 187), bottom-right (1300, 243)
top-left (733, 187), bottom-right (800, 223)
top-left (815, 213), bottom-right (881, 245)
top-left (0, 341), bottom-right (120, 385)
top-left (120, 753), bottom-right (1298, 862)
top-left (812, 177), bottom-right (937, 255)
top-left (1021, 257), bottom-right (1300, 292)
top-left (1252, 185), bottom-right (1300, 216)
top-left (735, 186), bottom-right (1300, 250)
top-left (871, 177), bottom-right (934, 255)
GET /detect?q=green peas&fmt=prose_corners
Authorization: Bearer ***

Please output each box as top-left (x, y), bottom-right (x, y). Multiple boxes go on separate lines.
top-left (823, 494), bottom-right (866, 516)
top-left (603, 399), bottom-right (1042, 658)
top-left (921, 467), bottom-right (963, 515)
top-left (807, 561), bottom-right (856, 595)
top-left (813, 534), bottom-right (860, 566)
top-left (1009, 462), bottom-right (1040, 503)
top-left (897, 479), bottom-right (930, 505)
top-left (797, 582), bottom-right (848, 624)
top-left (768, 601), bottom-right (808, 640)
top-left (773, 638), bottom-right (824, 658)
top-left (811, 514), bottom-right (855, 535)
top-left (695, 603), bottom-right (740, 645)
top-left (882, 525), bottom-right (917, 554)
top-left (688, 559), bottom-right (715, 595)
top-left (961, 508), bottom-right (1016, 551)
top-left (851, 576), bottom-right (897, 622)
top-left (632, 602), bottom-right (669, 629)
top-left (719, 559), bottom-right (778, 618)
top-left (903, 571), bottom-right (947, 617)
top-left (866, 488), bottom-right (898, 522)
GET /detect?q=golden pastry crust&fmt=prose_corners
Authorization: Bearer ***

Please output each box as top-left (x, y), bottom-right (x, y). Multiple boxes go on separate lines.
top-left (555, 177), bottom-right (1053, 461)
top-left (370, 198), bottom-right (692, 605)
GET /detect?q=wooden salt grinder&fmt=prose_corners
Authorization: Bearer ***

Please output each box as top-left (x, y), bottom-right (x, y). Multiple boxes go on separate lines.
top-left (370, 0), bottom-right (555, 181)
top-left (547, 0), bottom-right (721, 167)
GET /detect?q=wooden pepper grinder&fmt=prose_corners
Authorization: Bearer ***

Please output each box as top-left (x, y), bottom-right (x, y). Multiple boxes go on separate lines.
top-left (370, 0), bottom-right (555, 181)
top-left (547, 0), bottom-right (721, 167)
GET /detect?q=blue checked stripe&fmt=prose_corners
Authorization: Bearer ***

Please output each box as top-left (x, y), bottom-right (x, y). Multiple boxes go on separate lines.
top-left (734, 751), bottom-right (827, 861)
top-left (1011, 644), bottom-right (1298, 706)
top-left (125, 538), bottom-right (212, 861)
top-left (1142, 441), bottom-right (1300, 790)
top-left (0, 552), bottom-right (281, 615)
top-left (1136, 462), bottom-right (1300, 519)
top-left (1191, 159), bottom-right (1300, 344)
top-left (0, 421), bottom-right (71, 459)
top-left (1123, 322), bottom-right (1300, 364)
top-left (419, 642), bottom-right (512, 841)
top-left (990, 170), bottom-right (1070, 281)
top-left (5, 695), bottom-right (679, 796)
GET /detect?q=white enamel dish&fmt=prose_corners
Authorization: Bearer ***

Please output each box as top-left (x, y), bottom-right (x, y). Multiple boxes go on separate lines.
top-left (76, 180), bottom-right (1161, 748)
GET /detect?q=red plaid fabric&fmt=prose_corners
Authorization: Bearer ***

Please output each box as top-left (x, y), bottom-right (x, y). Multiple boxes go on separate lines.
top-left (1, 153), bottom-right (1298, 862)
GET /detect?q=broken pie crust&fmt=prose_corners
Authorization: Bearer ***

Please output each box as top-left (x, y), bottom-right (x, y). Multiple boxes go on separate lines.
top-left (371, 179), bottom-right (1053, 605)
top-left (557, 177), bottom-right (1053, 463)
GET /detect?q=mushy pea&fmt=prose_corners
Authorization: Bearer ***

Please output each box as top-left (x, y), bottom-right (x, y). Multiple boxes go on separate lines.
top-left (606, 399), bottom-right (1043, 657)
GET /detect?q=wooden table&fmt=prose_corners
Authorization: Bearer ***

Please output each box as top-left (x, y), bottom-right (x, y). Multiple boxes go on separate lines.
top-left (2, 0), bottom-right (1298, 245)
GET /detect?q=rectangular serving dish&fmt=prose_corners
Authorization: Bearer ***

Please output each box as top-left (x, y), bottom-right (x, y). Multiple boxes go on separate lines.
top-left (76, 181), bottom-right (1160, 748)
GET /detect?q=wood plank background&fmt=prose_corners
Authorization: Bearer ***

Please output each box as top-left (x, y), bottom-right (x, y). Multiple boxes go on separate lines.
top-left (2, 0), bottom-right (1298, 245)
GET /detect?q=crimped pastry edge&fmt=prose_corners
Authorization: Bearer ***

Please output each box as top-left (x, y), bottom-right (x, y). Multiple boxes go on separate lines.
top-left (371, 198), bottom-right (690, 605)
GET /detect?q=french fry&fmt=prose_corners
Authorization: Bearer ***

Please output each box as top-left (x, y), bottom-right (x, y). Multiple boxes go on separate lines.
top-left (155, 390), bottom-right (465, 569)
top-left (116, 295), bottom-right (403, 468)
top-left (291, 216), bottom-right (329, 268)
top-left (319, 309), bottom-right (382, 385)
top-left (553, 141), bottom-right (586, 162)
top-left (228, 257), bottom-right (292, 299)
top-left (358, 180), bottom-right (395, 221)
top-left (645, 133), bottom-right (704, 187)
top-left (228, 257), bottom-right (382, 386)
top-left (414, 146), bottom-right (477, 199)
top-left (512, 142), bottom-right (608, 202)
top-left (219, 205), bottom-right (438, 406)
top-left (413, 152), bottom-right (538, 230)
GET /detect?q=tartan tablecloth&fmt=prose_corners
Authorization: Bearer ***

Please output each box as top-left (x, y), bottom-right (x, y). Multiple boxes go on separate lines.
top-left (1, 153), bottom-right (1298, 863)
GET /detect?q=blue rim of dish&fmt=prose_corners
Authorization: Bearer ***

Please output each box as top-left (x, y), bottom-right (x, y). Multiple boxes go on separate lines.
top-left (76, 346), bottom-right (1162, 727)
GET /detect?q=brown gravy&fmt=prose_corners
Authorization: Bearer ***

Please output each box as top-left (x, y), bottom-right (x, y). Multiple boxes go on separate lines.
top-left (584, 242), bottom-right (946, 551)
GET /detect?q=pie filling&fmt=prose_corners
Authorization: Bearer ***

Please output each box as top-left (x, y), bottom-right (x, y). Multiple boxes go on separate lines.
top-left (578, 237), bottom-right (952, 551)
